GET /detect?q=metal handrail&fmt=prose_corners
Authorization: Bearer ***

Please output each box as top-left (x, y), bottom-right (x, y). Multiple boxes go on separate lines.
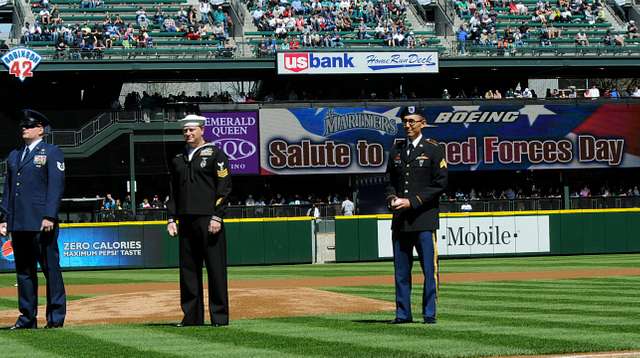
top-left (56, 197), bottom-right (640, 223)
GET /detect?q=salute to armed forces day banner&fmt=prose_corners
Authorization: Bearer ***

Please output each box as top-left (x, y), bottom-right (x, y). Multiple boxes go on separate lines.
top-left (259, 103), bottom-right (640, 174)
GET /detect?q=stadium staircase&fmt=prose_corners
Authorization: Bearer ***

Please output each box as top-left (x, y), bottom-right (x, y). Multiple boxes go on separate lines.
top-left (40, 112), bottom-right (182, 158)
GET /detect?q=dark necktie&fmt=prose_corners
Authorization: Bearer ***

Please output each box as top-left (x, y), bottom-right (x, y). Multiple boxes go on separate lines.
top-left (21, 147), bottom-right (30, 164)
top-left (406, 143), bottom-right (414, 157)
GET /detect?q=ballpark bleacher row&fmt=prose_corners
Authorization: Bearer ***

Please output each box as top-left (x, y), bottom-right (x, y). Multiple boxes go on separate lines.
top-left (12, 0), bottom-right (640, 59)
top-left (453, 0), bottom-right (640, 55)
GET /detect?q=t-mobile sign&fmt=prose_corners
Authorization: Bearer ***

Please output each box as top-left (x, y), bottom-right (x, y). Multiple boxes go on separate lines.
top-left (203, 111), bottom-right (259, 175)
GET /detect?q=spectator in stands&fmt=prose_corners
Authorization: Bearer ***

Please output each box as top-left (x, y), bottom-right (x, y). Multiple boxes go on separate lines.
top-left (245, 194), bottom-right (256, 206)
top-left (39, 7), bottom-right (51, 25)
top-left (579, 185), bottom-right (591, 197)
top-left (457, 25), bottom-right (468, 54)
top-left (341, 196), bottom-right (355, 215)
top-left (632, 87), bottom-right (640, 97)
top-left (584, 85), bottom-right (600, 98)
top-left (164, 17), bottom-right (178, 32)
top-left (628, 20), bottom-right (640, 40)
top-left (575, 31), bottom-right (589, 46)
top-left (460, 200), bottom-right (473, 212)
top-left (103, 193), bottom-right (116, 210)
top-left (122, 195), bottom-right (132, 210)
top-left (213, 22), bottom-right (227, 41)
top-left (154, 7), bottom-right (166, 25)
top-left (200, 0), bottom-right (212, 24)
top-left (136, 7), bottom-right (148, 27)
top-left (307, 203), bottom-right (321, 219)
top-left (140, 198), bottom-right (151, 209)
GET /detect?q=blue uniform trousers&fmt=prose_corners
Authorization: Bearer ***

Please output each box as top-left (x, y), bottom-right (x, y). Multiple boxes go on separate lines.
top-left (12, 228), bottom-right (66, 327)
top-left (392, 230), bottom-right (438, 321)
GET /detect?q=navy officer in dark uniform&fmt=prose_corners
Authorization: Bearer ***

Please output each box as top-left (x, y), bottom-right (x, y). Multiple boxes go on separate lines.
top-left (0, 110), bottom-right (66, 329)
top-left (385, 106), bottom-right (448, 324)
top-left (167, 114), bottom-right (232, 327)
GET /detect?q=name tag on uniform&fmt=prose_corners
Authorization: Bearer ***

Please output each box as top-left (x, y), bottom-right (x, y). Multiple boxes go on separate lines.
top-left (34, 155), bottom-right (47, 166)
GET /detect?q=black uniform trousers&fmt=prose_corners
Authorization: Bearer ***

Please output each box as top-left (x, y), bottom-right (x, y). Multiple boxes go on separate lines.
top-left (12, 228), bottom-right (67, 327)
top-left (178, 215), bottom-right (229, 326)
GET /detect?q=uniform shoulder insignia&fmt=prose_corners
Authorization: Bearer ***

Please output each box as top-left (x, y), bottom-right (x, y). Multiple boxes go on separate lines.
top-left (425, 138), bottom-right (439, 146)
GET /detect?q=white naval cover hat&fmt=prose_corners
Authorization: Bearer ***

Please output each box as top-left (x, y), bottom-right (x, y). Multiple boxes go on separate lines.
top-left (179, 114), bottom-right (206, 127)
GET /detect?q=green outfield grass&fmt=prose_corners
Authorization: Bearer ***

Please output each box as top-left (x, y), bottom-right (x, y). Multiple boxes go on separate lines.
top-left (1, 253), bottom-right (639, 288)
top-left (1, 254), bottom-right (639, 357)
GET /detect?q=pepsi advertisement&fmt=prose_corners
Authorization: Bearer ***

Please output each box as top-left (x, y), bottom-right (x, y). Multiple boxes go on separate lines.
top-left (259, 103), bottom-right (640, 174)
top-left (202, 111), bottom-right (259, 175)
top-left (0, 225), bottom-right (175, 271)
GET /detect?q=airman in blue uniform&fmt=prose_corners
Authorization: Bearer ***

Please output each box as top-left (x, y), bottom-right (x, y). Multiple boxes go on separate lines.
top-left (0, 110), bottom-right (66, 329)
top-left (385, 106), bottom-right (448, 325)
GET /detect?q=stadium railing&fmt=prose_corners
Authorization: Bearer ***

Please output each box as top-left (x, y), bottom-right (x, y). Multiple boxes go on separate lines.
top-left (58, 197), bottom-right (640, 223)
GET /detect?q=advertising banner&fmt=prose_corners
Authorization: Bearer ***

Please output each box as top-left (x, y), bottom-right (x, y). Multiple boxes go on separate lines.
top-left (0, 227), bottom-right (159, 271)
top-left (260, 107), bottom-right (400, 175)
top-left (259, 104), bottom-right (640, 174)
top-left (277, 51), bottom-right (439, 75)
top-left (377, 215), bottom-right (550, 258)
top-left (203, 111), bottom-right (259, 175)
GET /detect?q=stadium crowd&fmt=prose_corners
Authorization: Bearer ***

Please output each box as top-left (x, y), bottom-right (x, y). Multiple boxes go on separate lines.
top-left (21, 0), bottom-right (235, 58)
top-left (247, 0), bottom-right (426, 55)
top-left (453, 0), bottom-right (640, 54)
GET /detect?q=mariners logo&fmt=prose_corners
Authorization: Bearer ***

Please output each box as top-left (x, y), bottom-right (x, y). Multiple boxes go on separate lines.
top-left (2, 47), bottom-right (42, 82)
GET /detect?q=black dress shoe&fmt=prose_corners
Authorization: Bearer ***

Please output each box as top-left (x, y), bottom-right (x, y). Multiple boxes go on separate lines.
top-left (423, 317), bottom-right (437, 324)
top-left (44, 323), bottom-right (63, 329)
top-left (388, 318), bottom-right (413, 324)
top-left (212, 322), bottom-right (228, 327)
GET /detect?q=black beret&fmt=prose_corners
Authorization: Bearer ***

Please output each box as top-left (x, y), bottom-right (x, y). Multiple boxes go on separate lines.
top-left (18, 109), bottom-right (50, 128)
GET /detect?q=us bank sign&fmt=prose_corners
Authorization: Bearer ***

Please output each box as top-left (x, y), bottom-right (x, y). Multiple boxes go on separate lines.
top-left (377, 215), bottom-right (550, 258)
top-left (277, 51), bottom-right (439, 75)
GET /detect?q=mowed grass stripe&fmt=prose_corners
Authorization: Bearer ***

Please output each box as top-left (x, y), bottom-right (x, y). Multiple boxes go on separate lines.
top-left (443, 299), bottom-right (640, 320)
top-left (0, 334), bottom-right (63, 358)
top-left (76, 325), bottom-right (303, 358)
top-left (327, 285), bottom-right (640, 309)
top-left (444, 286), bottom-right (640, 300)
top-left (262, 315), bottom-right (622, 355)
top-left (6, 330), bottom-right (181, 358)
top-left (440, 311), bottom-right (640, 334)
top-left (327, 286), bottom-right (640, 323)
top-left (149, 322), bottom-right (444, 358)
top-left (229, 318), bottom-right (527, 357)
top-left (445, 281), bottom-right (640, 292)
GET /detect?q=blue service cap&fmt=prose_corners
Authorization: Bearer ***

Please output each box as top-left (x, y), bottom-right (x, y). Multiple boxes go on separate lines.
top-left (18, 109), bottom-right (51, 129)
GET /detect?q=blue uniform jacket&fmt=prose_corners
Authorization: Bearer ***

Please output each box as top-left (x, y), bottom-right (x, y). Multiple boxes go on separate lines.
top-left (0, 141), bottom-right (65, 232)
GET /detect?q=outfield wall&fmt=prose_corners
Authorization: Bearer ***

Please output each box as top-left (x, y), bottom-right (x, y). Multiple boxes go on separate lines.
top-left (335, 209), bottom-right (640, 262)
top-left (0, 217), bottom-right (314, 272)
